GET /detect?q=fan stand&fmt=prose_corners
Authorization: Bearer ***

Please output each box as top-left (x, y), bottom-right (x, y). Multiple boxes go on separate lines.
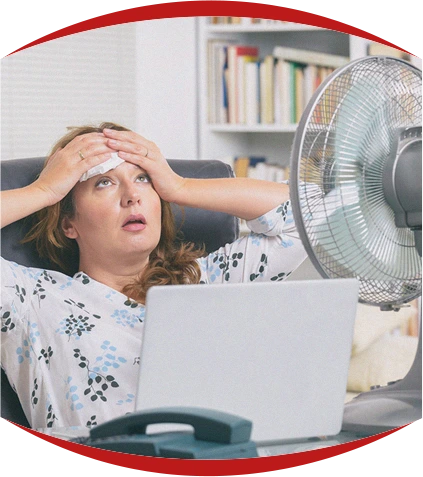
top-left (342, 299), bottom-right (422, 435)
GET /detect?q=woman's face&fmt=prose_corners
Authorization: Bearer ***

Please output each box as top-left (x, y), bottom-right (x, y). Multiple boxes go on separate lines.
top-left (62, 162), bottom-right (162, 267)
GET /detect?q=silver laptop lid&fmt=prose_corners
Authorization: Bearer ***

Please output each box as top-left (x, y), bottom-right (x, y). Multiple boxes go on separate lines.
top-left (135, 279), bottom-right (359, 444)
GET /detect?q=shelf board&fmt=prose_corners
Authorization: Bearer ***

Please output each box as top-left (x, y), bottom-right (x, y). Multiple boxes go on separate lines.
top-left (206, 24), bottom-right (324, 33)
top-left (208, 124), bottom-right (298, 133)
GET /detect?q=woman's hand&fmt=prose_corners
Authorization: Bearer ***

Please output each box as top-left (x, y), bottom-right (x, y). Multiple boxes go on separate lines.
top-left (34, 133), bottom-right (114, 206)
top-left (103, 128), bottom-right (186, 203)
top-left (1, 133), bottom-right (115, 229)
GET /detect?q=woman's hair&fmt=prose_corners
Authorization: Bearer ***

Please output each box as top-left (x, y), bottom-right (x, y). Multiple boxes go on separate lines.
top-left (24, 122), bottom-right (204, 303)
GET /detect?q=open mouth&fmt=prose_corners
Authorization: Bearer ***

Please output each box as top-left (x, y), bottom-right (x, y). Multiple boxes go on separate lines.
top-left (122, 214), bottom-right (146, 231)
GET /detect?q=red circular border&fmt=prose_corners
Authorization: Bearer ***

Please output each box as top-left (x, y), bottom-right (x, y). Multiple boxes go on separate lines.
top-left (2, 1), bottom-right (416, 474)
top-left (7, 0), bottom-right (411, 57)
top-left (8, 420), bottom-right (409, 475)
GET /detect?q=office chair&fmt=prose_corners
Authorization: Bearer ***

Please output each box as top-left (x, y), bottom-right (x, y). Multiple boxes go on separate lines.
top-left (1, 157), bottom-right (239, 428)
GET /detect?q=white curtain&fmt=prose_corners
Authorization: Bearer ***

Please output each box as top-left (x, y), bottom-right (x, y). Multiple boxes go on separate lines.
top-left (1, 23), bottom-right (137, 161)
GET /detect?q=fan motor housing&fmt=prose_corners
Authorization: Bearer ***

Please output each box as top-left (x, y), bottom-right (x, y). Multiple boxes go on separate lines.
top-left (383, 126), bottom-right (422, 229)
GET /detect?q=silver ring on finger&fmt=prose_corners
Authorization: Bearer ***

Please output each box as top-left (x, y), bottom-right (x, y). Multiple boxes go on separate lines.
top-left (78, 150), bottom-right (86, 160)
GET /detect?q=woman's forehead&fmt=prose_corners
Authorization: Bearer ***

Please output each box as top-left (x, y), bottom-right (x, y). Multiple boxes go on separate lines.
top-left (115, 161), bottom-right (145, 173)
top-left (95, 161), bottom-right (146, 178)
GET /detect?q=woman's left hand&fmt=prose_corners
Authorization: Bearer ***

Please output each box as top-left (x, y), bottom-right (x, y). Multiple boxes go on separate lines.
top-left (103, 128), bottom-right (186, 202)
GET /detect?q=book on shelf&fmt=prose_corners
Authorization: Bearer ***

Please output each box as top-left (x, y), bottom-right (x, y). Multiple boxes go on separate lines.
top-left (273, 46), bottom-right (349, 68)
top-left (288, 62), bottom-right (296, 124)
top-left (250, 19), bottom-right (291, 25)
top-left (367, 42), bottom-right (411, 60)
top-left (209, 17), bottom-right (291, 25)
top-left (207, 42), bottom-right (345, 127)
top-left (209, 17), bottom-right (233, 24)
top-left (274, 60), bottom-right (291, 126)
top-left (249, 162), bottom-right (288, 182)
top-left (308, 66), bottom-right (333, 125)
top-left (227, 45), bottom-right (259, 124)
top-left (245, 61), bottom-right (260, 125)
top-left (303, 64), bottom-right (317, 107)
top-left (207, 39), bottom-right (235, 124)
top-left (238, 56), bottom-right (260, 124)
top-left (294, 65), bottom-right (304, 124)
top-left (276, 60), bottom-right (335, 126)
top-left (233, 156), bottom-right (251, 177)
top-left (221, 155), bottom-right (289, 182)
top-left (260, 55), bottom-right (275, 124)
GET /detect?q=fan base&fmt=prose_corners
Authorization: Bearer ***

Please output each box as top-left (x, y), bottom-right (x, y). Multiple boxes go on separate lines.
top-left (342, 388), bottom-right (421, 435)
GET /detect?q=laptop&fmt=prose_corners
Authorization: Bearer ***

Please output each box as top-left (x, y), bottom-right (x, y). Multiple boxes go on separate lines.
top-left (135, 279), bottom-right (359, 444)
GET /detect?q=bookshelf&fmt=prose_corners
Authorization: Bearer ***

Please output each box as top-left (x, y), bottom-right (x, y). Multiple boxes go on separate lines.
top-left (207, 21), bottom-right (324, 33)
top-left (135, 18), bottom-right (418, 166)
top-left (209, 124), bottom-right (298, 133)
top-left (198, 17), bottom-right (357, 168)
top-left (198, 17), bottom-right (357, 243)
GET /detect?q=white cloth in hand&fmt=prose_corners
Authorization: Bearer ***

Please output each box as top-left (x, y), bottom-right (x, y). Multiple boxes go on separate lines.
top-left (79, 152), bottom-right (125, 182)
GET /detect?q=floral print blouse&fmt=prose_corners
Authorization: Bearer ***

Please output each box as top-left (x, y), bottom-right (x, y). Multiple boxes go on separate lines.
top-left (1, 200), bottom-right (306, 429)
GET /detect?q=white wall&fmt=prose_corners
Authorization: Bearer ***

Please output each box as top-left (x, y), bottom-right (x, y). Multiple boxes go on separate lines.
top-left (1, 19), bottom-right (200, 162)
top-left (135, 18), bottom-right (198, 160)
top-left (1, 24), bottom-right (137, 160)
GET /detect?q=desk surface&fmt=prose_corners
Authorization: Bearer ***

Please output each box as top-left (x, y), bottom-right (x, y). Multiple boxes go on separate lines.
top-left (258, 431), bottom-right (364, 456)
top-left (39, 427), bottom-right (365, 457)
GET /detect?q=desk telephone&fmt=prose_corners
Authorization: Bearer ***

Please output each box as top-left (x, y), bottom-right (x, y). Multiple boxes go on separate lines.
top-left (71, 407), bottom-right (258, 459)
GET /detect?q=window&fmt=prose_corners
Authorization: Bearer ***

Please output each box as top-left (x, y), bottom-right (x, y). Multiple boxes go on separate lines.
top-left (1, 23), bottom-right (137, 160)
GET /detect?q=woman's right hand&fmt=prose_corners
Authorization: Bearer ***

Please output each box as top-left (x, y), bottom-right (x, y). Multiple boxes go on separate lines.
top-left (33, 132), bottom-right (114, 206)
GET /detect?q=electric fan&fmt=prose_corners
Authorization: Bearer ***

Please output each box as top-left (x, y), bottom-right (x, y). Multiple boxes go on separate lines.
top-left (290, 56), bottom-right (422, 434)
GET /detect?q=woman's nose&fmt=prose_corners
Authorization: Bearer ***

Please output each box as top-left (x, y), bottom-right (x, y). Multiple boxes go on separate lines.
top-left (121, 184), bottom-right (142, 206)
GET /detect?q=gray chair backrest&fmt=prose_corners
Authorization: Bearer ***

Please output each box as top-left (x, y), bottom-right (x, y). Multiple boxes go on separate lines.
top-left (1, 157), bottom-right (239, 427)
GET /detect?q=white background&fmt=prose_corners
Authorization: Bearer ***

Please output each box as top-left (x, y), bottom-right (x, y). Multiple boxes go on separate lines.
top-left (1, 1), bottom-right (422, 476)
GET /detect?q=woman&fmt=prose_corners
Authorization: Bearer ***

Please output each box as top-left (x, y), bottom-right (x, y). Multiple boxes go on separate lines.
top-left (1, 122), bottom-right (306, 429)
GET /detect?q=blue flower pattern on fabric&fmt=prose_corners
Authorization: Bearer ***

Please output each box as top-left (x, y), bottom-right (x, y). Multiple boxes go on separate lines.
top-left (200, 252), bottom-right (222, 283)
top-left (111, 309), bottom-right (141, 328)
top-left (92, 340), bottom-right (127, 375)
top-left (257, 215), bottom-right (272, 227)
top-left (59, 277), bottom-right (73, 291)
top-left (105, 289), bottom-right (118, 301)
top-left (29, 322), bottom-right (40, 344)
top-left (65, 376), bottom-right (84, 412)
top-left (138, 307), bottom-right (145, 322)
top-left (116, 393), bottom-right (136, 406)
top-left (11, 261), bottom-right (40, 281)
top-left (55, 316), bottom-right (93, 341)
top-left (16, 339), bottom-right (32, 365)
top-left (250, 233), bottom-right (265, 246)
top-left (280, 237), bottom-right (294, 248)
top-left (284, 207), bottom-right (294, 226)
top-left (203, 249), bottom-right (245, 283)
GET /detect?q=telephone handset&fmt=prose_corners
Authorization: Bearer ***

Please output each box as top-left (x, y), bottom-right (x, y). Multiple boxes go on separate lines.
top-left (71, 407), bottom-right (258, 459)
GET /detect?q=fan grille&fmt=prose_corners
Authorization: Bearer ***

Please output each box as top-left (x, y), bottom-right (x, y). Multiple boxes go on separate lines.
top-left (292, 57), bottom-right (421, 306)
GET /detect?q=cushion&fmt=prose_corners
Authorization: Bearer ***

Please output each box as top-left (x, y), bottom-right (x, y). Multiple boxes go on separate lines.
top-left (351, 303), bottom-right (417, 356)
top-left (347, 334), bottom-right (418, 392)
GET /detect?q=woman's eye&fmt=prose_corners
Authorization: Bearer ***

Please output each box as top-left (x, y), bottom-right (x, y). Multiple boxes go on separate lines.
top-left (136, 174), bottom-right (151, 183)
top-left (95, 178), bottom-right (112, 188)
